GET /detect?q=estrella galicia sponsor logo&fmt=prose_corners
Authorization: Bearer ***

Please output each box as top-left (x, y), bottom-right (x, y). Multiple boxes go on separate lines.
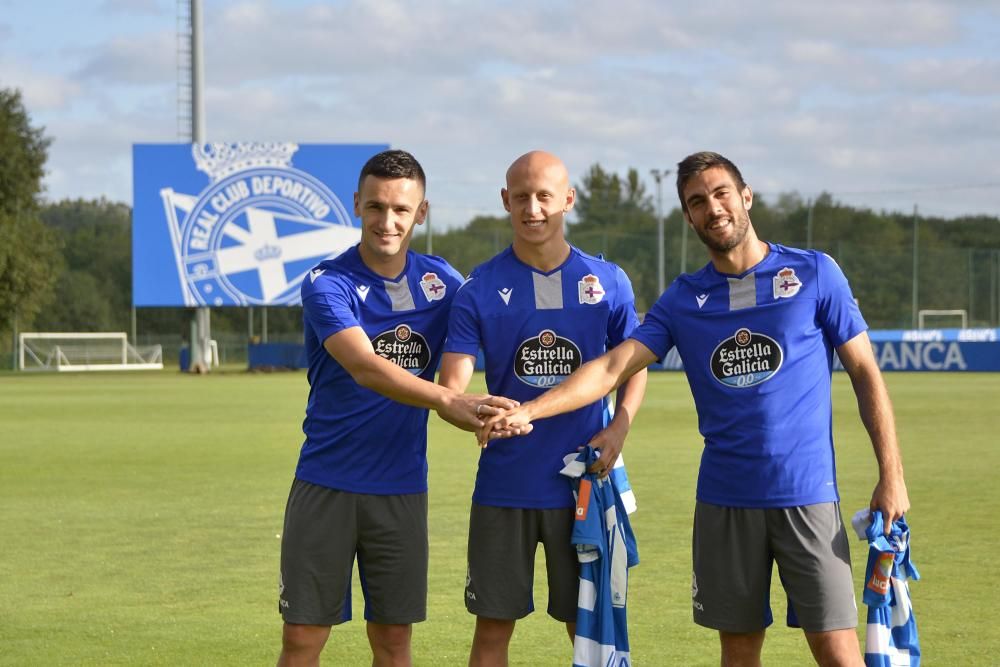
top-left (515, 329), bottom-right (582, 388)
top-left (161, 142), bottom-right (358, 306)
top-left (373, 324), bottom-right (431, 375)
top-left (710, 327), bottom-right (783, 388)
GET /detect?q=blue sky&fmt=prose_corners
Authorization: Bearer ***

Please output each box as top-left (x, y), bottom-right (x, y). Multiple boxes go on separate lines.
top-left (2, 0), bottom-right (999, 229)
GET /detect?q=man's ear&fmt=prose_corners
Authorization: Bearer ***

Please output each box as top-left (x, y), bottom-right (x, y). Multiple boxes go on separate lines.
top-left (501, 188), bottom-right (511, 212)
top-left (353, 191), bottom-right (361, 217)
top-left (563, 187), bottom-right (576, 213)
top-left (742, 185), bottom-right (753, 211)
top-left (416, 200), bottom-right (429, 226)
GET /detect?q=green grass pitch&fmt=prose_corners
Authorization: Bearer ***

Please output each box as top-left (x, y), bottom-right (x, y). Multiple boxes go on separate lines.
top-left (1, 370), bottom-right (997, 665)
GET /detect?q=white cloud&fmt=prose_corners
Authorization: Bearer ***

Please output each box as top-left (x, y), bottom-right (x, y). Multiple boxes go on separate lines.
top-left (4, 0), bottom-right (997, 225)
top-left (74, 31), bottom-right (176, 84)
top-left (0, 61), bottom-right (82, 111)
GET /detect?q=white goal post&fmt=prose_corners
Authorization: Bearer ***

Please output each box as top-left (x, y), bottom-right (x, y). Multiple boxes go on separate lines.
top-left (917, 309), bottom-right (968, 330)
top-left (18, 332), bottom-right (164, 372)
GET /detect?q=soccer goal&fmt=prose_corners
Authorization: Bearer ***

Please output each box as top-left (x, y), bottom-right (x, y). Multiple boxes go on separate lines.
top-left (18, 332), bottom-right (164, 372)
top-left (917, 309), bottom-right (968, 330)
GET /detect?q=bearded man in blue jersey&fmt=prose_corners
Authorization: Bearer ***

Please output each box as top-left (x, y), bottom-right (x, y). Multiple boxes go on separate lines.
top-left (484, 151), bottom-right (911, 667)
top-left (276, 150), bottom-right (517, 667)
top-left (438, 150), bottom-right (648, 667)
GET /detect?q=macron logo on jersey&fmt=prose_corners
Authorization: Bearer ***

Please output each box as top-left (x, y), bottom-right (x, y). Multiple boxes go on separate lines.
top-left (356, 285), bottom-right (370, 301)
top-left (498, 287), bottom-right (512, 305)
top-left (696, 294), bottom-right (708, 309)
top-left (309, 268), bottom-right (326, 283)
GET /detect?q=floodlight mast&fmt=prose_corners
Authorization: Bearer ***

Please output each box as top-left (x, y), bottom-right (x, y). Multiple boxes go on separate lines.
top-left (187, 0), bottom-right (212, 372)
top-left (650, 169), bottom-right (671, 296)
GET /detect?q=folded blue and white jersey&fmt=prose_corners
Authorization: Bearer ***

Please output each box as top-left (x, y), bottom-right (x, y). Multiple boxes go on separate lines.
top-left (561, 447), bottom-right (639, 667)
top-left (852, 509), bottom-right (921, 667)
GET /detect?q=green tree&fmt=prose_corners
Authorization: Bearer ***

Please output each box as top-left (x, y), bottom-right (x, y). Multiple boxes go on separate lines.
top-left (0, 88), bottom-right (60, 345)
top-left (36, 198), bottom-right (132, 331)
top-left (571, 165), bottom-right (659, 309)
top-left (418, 215), bottom-right (510, 277)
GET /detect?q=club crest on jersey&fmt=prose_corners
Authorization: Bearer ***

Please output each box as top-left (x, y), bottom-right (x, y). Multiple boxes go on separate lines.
top-left (419, 272), bottom-right (447, 302)
top-left (372, 324), bottom-right (431, 375)
top-left (515, 329), bottom-right (582, 388)
top-left (710, 327), bottom-right (783, 388)
top-left (578, 274), bottom-right (605, 304)
top-left (773, 267), bottom-right (802, 299)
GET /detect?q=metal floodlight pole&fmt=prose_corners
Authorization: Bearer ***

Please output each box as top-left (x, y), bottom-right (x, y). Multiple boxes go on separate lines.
top-left (425, 204), bottom-right (433, 255)
top-left (680, 206), bottom-right (688, 275)
top-left (911, 204), bottom-right (919, 329)
top-left (650, 169), bottom-right (670, 296)
top-left (189, 0), bottom-right (211, 371)
top-left (806, 198), bottom-right (815, 249)
top-left (191, 0), bottom-right (205, 145)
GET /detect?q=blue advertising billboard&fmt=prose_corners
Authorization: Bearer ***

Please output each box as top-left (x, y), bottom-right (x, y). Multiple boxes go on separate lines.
top-left (132, 142), bottom-right (387, 307)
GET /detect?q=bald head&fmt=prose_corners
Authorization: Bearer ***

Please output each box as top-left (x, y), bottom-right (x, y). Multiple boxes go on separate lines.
top-left (501, 150), bottom-right (575, 263)
top-left (505, 150), bottom-right (570, 190)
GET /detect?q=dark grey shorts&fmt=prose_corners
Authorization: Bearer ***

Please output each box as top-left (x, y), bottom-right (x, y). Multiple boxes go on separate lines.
top-left (279, 478), bottom-right (428, 626)
top-left (691, 501), bottom-right (858, 633)
top-left (465, 503), bottom-right (579, 622)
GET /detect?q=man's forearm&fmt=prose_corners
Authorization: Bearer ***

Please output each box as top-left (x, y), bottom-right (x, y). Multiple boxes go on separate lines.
top-left (852, 366), bottom-right (904, 478)
top-left (352, 353), bottom-right (454, 412)
top-left (610, 367), bottom-right (648, 431)
top-left (521, 353), bottom-right (625, 421)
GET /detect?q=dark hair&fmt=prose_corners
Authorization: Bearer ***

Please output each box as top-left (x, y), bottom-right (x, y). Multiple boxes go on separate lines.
top-left (358, 149), bottom-right (426, 193)
top-left (675, 151), bottom-right (746, 213)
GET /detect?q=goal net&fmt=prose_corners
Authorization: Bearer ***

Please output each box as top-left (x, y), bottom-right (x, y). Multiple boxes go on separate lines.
top-left (18, 332), bottom-right (164, 372)
top-left (917, 309), bottom-right (968, 330)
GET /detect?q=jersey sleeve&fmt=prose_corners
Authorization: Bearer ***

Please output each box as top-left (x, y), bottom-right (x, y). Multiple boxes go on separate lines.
top-left (444, 278), bottom-right (482, 356)
top-left (606, 265), bottom-right (640, 348)
top-left (629, 286), bottom-right (675, 362)
top-left (302, 275), bottom-right (359, 344)
top-left (815, 252), bottom-right (867, 347)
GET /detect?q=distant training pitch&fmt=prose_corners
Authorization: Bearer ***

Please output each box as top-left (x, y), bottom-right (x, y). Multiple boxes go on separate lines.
top-left (0, 370), bottom-right (997, 665)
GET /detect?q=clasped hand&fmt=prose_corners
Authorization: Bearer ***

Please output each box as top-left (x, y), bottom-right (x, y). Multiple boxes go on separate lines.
top-left (473, 403), bottom-right (534, 447)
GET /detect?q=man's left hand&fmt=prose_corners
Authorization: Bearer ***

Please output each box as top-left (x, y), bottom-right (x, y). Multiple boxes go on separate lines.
top-left (870, 474), bottom-right (910, 532)
top-left (585, 419), bottom-right (628, 479)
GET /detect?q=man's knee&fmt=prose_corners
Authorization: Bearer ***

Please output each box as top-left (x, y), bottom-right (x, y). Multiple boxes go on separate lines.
top-left (804, 628), bottom-right (863, 667)
top-left (719, 630), bottom-right (766, 667)
top-left (279, 623), bottom-right (330, 664)
top-left (473, 616), bottom-right (516, 646)
top-left (367, 622), bottom-right (412, 658)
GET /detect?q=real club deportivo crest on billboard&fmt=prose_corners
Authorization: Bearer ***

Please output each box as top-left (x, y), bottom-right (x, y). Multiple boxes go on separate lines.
top-left (132, 142), bottom-right (388, 307)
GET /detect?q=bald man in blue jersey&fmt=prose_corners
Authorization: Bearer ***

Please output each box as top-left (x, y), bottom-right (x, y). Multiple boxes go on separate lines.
top-left (439, 150), bottom-right (647, 666)
top-left (485, 152), bottom-right (910, 667)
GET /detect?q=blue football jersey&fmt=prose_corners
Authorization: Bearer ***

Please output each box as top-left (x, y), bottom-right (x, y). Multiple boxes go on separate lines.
top-left (446, 245), bottom-right (640, 509)
top-left (561, 447), bottom-right (639, 667)
top-left (631, 243), bottom-right (867, 507)
top-left (296, 245), bottom-right (464, 495)
top-left (853, 511), bottom-right (921, 667)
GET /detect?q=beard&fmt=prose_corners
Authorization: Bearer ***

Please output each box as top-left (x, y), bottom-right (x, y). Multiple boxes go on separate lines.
top-left (693, 209), bottom-right (751, 253)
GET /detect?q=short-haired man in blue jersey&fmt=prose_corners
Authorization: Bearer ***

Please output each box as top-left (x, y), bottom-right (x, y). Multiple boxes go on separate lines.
top-left (484, 151), bottom-right (911, 667)
top-left (438, 150), bottom-right (648, 667)
top-left (277, 150), bottom-right (518, 667)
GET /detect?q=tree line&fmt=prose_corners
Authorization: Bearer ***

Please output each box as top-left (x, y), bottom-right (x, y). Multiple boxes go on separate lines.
top-left (3, 87), bottom-right (1000, 363)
